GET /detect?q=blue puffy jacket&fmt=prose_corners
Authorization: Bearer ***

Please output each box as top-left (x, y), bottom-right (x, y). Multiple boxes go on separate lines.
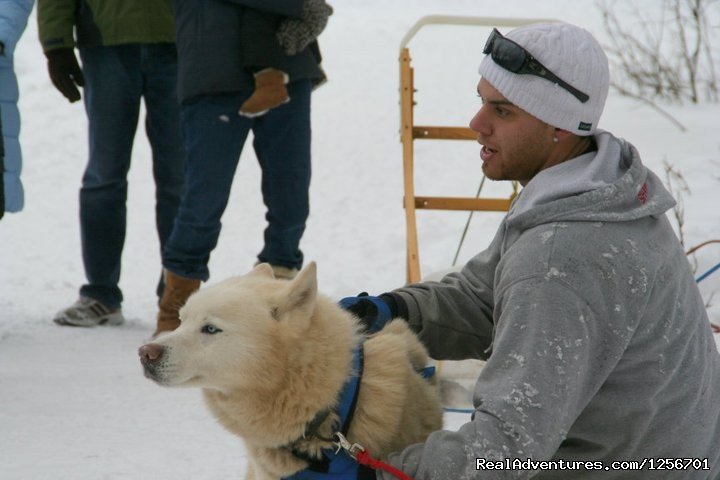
top-left (0, 0), bottom-right (34, 214)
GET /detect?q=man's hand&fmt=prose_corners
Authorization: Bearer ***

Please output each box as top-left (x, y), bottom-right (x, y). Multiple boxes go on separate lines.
top-left (339, 293), bottom-right (393, 333)
top-left (46, 48), bottom-right (84, 103)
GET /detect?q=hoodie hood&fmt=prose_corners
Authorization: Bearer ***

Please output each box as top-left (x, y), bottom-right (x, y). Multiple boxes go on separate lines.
top-left (505, 131), bottom-right (676, 232)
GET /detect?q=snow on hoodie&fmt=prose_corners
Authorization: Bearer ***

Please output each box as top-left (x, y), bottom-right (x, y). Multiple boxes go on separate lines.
top-left (387, 131), bottom-right (720, 479)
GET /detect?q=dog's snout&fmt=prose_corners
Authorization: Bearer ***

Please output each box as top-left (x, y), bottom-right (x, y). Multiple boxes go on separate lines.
top-left (139, 343), bottom-right (165, 363)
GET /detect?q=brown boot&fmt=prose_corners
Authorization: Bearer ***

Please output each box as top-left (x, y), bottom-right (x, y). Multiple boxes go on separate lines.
top-left (153, 270), bottom-right (201, 337)
top-left (239, 68), bottom-right (290, 117)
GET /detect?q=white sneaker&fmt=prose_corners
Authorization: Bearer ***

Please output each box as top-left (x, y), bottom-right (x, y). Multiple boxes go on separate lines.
top-left (53, 297), bottom-right (125, 327)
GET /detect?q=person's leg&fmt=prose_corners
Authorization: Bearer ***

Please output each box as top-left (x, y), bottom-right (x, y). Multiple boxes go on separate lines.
top-left (140, 43), bottom-right (186, 298)
top-left (162, 93), bottom-right (253, 281)
top-left (252, 80), bottom-right (312, 271)
top-left (157, 92), bottom-right (253, 335)
top-left (77, 45), bottom-right (143, 309)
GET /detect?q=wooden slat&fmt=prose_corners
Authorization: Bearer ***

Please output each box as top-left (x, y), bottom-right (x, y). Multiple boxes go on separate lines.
top-left (400, 48), bottom-right (422, 284)
top-left (412, 196), bottom-right (512, 212)
top-left (412, 126), bottom-right (476, 140)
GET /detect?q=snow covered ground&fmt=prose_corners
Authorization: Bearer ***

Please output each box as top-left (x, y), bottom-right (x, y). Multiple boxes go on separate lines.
top-left (1, 1), bottom-right (718, 479)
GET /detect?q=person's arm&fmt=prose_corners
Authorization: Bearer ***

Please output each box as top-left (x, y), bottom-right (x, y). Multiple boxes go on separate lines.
top-left (384, 277), bottom-right (626, 479)
top-left (276, 0), bottom-right (333, 55)
top-left (340, 221), bottom-right (504, 360)
top-left (221, 0), bottom-right (303, 18)
top-left (38, 0), bottom-right (84, 102)
top-left (37, 0), bottom-right (76, 52)
top-left (0, 0), bottom-right (34, 55)
top-left (390, 224), bottom-right (506, 361)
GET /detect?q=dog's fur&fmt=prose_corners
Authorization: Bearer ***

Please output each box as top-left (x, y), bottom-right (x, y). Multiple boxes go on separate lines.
top-left (139, 262), bottom-right (443, 480)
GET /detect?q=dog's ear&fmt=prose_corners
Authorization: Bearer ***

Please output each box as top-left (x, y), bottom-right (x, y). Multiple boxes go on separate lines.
top-left (277, 262), bottom-right (317, 327)
top-left (249, 263), bottom-right (275, 279)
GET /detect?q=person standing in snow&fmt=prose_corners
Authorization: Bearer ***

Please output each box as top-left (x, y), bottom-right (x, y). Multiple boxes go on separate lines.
top-left (0, 0), bottom-right (34, 219)
top-left (38, 0), bottom-right (185, 327)
top-left (153, 0), bottom-right (327, 337)
top-left (307, 22), bottom-right (720, 480)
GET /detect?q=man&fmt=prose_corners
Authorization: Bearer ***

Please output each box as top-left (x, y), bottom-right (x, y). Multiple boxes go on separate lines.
top-left (38, 0), bottom-right (186, 327)
top-left (155, 0), bottom-right (326, 336)
top-left (306, 22), bottom-right (720, 479)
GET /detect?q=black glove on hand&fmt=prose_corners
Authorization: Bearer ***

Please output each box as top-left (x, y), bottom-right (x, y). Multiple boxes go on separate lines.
top-left (46, 48), bottom-right (85, 103)
top-left (339, 293), bottom-right (395, 333)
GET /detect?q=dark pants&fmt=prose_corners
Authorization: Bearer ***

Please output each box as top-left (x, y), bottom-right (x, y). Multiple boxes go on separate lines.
top-left (162, 80), bottom-right (312, 281)
top-left (78, 44), bottom-right (185, 308)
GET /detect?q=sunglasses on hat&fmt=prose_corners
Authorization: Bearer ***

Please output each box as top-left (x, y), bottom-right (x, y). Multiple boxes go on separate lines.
top-left (483, 28), bottom-right (589, 103)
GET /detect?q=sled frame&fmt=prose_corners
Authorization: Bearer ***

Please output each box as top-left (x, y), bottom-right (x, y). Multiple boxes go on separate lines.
top-left (399, 16), bottom-right (556, 284)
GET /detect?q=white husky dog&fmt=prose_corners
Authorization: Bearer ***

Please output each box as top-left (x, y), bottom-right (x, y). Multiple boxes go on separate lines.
top-left (139, 262), bottom-right (443, 480)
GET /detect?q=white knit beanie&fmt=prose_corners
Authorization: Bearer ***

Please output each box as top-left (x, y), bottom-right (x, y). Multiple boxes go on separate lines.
top-left (479, 23), bottom-right (609, 136)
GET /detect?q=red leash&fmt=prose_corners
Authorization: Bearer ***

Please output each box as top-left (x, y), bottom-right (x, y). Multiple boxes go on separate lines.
top-left (334, 433), bottom-right (413, 480)
top-left (355, 450), bottom-right (413, 480)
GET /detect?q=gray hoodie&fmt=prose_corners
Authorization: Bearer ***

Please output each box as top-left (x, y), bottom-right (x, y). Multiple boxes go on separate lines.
top-left (388, 131), bottom-right (720, 479)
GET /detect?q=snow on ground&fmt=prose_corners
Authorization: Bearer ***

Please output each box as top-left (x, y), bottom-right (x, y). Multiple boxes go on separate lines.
top-left (1, 1), bottom-right (718, 479)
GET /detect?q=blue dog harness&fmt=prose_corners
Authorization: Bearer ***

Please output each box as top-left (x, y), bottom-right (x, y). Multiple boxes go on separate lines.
top-left (283, 345), bottom-right (436, 480)
top-left (284, 345), bottom-right (374, 479)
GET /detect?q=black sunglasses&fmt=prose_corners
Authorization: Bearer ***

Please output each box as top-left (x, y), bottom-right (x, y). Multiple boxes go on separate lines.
top-left (483, 28), bottom-right (589, 103)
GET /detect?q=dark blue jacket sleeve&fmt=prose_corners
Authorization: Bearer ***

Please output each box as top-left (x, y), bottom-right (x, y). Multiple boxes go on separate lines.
top-left (221, 0), bottom-right (303, 18)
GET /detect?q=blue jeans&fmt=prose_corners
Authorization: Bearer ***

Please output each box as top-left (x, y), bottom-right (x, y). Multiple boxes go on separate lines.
top-left (163, 80), bottom-right (312, 281)
top-left (78, 44), bottom-right (185, 308)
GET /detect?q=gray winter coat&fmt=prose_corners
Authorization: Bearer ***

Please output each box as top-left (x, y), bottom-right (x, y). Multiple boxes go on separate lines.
top-left (387, 131), bottom-right (720, 479)
top-left (171, 0), bottom-right (325, 103)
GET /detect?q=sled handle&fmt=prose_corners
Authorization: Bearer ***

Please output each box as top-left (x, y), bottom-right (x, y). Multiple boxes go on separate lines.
top-left (399, 15), bottom-right (558, 50)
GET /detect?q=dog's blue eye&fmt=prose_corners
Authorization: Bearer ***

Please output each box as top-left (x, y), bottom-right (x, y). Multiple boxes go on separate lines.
top-left (201, 324), bottom-right (222, 334)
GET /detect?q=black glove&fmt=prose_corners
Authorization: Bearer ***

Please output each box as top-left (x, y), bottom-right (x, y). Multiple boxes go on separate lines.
top-left (339, 293), bottom-right (395, 333)
top-left (46, 48), bottom-right (85, 103)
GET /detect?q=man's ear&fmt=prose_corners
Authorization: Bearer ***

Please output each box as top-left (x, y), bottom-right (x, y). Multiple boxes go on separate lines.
top-left (554, 128), bottom-right (573, 142)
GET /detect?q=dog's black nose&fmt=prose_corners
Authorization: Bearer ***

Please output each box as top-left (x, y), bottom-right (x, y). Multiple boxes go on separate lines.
top-left (139, 343), bottom-right (164, 364)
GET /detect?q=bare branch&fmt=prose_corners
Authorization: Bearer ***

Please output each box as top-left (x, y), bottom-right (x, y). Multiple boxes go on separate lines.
top-left (596, 0), bottom-right (719, 105)
top-left (663, 160), bottom-right (692, 249)
top-left (609, 81), bottom-right (688, 131)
